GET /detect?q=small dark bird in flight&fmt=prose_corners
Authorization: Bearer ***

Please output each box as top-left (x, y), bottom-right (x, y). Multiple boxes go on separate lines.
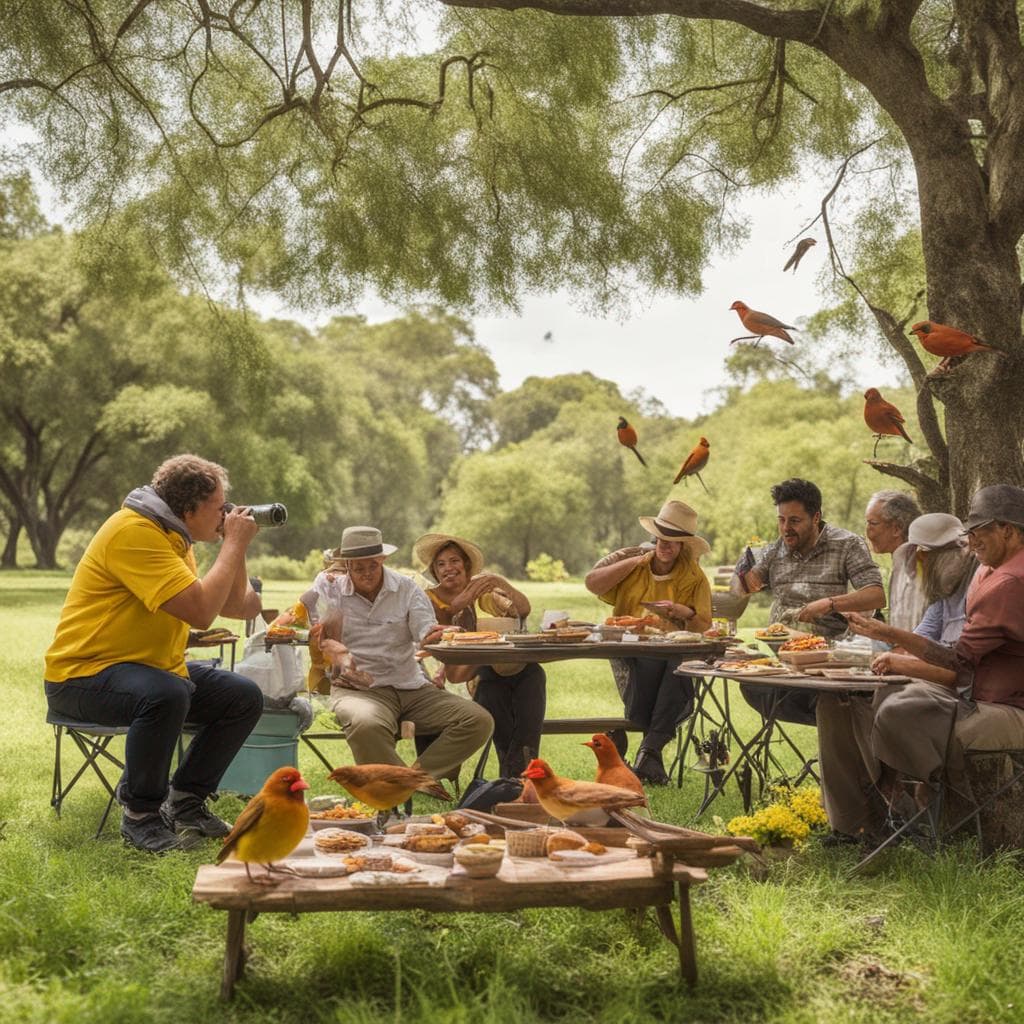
top-left (783, 238), bottom-right (816, 273)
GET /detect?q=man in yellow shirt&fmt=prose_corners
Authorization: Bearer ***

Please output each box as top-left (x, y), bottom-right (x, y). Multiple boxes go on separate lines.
top-left (585, 501), bottom-right (712, 785)
top-left (44, 454), bottom-right (264, 852)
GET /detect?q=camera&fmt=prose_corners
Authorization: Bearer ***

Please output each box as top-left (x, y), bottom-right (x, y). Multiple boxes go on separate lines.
top-left (223, 502), bottom-right (288, 527)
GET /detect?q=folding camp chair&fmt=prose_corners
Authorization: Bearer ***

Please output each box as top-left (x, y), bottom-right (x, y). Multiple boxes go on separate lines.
top-left (47, 711), bottom-right (128, 838)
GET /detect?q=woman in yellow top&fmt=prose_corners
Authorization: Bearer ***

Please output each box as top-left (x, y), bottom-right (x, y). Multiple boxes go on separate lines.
top-left (414, 533), bottom-right (546, 780)
top-left (584, 500), bottom-right (712, 785)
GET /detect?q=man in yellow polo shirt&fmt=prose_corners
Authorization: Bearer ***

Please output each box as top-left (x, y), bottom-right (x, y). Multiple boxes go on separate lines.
top-left (585, 500), bottom-right (712, 785)
top-left (44, 454), bottom-right (264, 852)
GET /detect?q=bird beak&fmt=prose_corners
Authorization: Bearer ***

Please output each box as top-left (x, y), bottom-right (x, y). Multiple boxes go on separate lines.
top-left (290, 779), bottom-right (310, 793)
top-left (907, 329), bottom-right (915, 336)
top-left (582, 741), bottom-right (595, 748)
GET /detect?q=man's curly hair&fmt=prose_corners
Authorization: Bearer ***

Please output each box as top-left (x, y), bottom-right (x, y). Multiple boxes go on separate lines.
top-left (770, 478), bottom-right (822, 518)
top-left (151, 454), bottom-right (229, 519)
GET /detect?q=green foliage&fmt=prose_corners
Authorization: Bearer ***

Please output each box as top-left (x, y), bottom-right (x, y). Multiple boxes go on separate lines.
top-left (524, 552), bottom-right (569, 583)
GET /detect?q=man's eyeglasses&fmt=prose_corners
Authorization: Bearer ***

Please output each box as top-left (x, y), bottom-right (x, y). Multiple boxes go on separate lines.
top-left (964, 520), bottom-right (995, 538)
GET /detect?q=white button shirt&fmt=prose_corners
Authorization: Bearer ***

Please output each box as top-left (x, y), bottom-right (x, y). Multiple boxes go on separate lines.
top-left (310, 567), bottom-right (436, 690)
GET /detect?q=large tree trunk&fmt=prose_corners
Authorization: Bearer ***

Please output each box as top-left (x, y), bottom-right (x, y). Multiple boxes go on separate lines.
top-left (0, 520), bottom-right (19, 568)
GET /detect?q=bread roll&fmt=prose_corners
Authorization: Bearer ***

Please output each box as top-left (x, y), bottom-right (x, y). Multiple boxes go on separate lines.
top-left (546, 829), bottom-right (587, 855)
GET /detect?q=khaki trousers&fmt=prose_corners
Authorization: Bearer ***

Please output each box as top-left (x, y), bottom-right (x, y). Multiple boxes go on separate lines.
top-left (329, 684), bottom-right (493, 781)
top-left (818, 684), bottom-right (1024, 835)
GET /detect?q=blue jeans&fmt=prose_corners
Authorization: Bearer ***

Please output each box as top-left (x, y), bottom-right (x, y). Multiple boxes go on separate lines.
top-left (45, 661), bottom-right (263, 814)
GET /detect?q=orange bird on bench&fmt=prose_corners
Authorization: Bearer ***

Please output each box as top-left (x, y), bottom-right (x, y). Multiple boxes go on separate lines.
top-left (584, 734), bottom-right (645, 795)
top-left (522, 758), bottom-right (647, 823)
top-left (216, 766), bottom-right (309, 883)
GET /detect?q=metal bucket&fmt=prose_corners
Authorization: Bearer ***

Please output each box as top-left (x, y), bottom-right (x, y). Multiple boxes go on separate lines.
top-left (217, 708), bottom-right (301, 797)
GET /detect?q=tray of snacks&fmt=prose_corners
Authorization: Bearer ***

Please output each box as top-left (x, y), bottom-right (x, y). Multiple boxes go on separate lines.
top-left (308, 802), bottom-right (378, 832)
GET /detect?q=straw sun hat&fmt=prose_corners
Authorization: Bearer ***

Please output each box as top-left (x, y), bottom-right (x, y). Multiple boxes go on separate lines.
top-left (637, 500), bottom-right (711, 558)
top-left (413, 533), bottom-right (485, 580)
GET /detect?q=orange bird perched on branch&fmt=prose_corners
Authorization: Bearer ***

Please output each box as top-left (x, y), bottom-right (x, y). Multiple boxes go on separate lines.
top-left (864, 388), bottom-right (913, 458)
top-left (216, 766), bottom-right (310, 884)
top-left (584, 734), bottom-right (645, 796)
top-left (328, 764), bottom-right (451, 816)
top-left (673, 436), bottom-right (710, 494)
top-left (522, 758), bottom-right (647, 824)
top-left (783, 237), bottom-right (816, 273)
top-left (908, 320), bottom-right (1002, 373)
top-left (729, 300), bottom-right (796, 345)
top-left (616, 416), bottom-right (647, 467)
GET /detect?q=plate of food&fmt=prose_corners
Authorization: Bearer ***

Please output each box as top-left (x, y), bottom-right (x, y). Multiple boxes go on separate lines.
top-left (754, 623), bottom-right (792, 639)
top-left (718, 658), bottom-right (787, 675)
top-left (308, 804), bottom-right (378, 832)
top-left (505, 633), bottom-right (554, 646)
top-left (441, 630), bottom-right (511, 647)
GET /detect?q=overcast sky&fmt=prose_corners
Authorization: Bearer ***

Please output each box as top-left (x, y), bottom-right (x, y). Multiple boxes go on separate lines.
top-left (254, 171), bottom-right (907, 417)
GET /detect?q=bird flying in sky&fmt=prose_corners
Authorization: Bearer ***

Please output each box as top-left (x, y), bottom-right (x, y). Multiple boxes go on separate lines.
top-left (783, 238), bottom-right (816, 273)
top-left (216, 766), bottom-right (310, 884)
top-left (864, 388), bottom-right (913, 458)
top-left (673, 436), bottom-right (710, 495)
top-left (908, 320), bottom-right (1002, 373)
top-left (616, 417), bottom-right (647, 467)
top-left (729, 301), bottom-right (796, 345)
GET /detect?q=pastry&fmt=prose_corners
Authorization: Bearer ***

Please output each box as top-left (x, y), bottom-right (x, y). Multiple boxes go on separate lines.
top-left (546, 829), bottom-right (587, 855)
top-left (314, 828), bottom-right (370, 853)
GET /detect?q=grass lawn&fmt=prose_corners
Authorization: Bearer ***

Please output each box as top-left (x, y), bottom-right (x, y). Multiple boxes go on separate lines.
top-left (1, 573), bottom-right (1022, 1023)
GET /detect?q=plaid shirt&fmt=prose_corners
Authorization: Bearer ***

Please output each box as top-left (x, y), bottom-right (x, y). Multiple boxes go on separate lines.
top-left (752, 523), bottom-right (882, 636)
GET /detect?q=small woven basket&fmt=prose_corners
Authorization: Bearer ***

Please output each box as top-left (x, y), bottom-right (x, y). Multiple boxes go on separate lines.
top-left (505, 828), bottom-right (550, 857)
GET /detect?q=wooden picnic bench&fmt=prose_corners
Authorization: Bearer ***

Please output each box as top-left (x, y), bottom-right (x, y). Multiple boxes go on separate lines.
top-left (192, 818), bottom-right (747, 999)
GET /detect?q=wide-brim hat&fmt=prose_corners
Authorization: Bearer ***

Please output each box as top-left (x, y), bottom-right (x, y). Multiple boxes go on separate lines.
top-left (962, 485), bottom-right (1024, 533)
top-left (908, 512), bottom-right (963, 551)
top-left (330, 525), bottom-right (397, 561)
top-left (638, 500), bottom-right (711, 558)
top-left (413, 533), bottom-right (485, 580)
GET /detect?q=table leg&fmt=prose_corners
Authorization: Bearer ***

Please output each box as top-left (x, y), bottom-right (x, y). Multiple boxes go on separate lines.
top-left (676, 883), bottom-right (698, 987)
top-left (220, 909), bottom-right (247, 1000)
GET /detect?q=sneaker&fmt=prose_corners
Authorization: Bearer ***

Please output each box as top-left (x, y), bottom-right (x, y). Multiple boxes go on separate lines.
top-left (121, 812), bottom-right (187, 853)
top-left (633, 748), bottom-right (670, 786)
top-left (161, 794), bottom-right (231, 838)
top-left (607, 729), bottom-right (628, 759)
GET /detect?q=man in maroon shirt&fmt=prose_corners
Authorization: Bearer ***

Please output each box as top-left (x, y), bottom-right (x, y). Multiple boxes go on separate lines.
top-left (830, 484), bottom-right (1024, 838)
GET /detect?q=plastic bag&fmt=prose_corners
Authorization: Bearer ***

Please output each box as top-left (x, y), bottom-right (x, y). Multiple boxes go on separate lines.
top-left (234, 627), bottom-right (305, 707)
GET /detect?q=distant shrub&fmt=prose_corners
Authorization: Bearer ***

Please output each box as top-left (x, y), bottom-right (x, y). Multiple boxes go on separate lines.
top-left (247, 549), bottom-right (324, 581)
top-left (525, 552), bottom-right (569, 583)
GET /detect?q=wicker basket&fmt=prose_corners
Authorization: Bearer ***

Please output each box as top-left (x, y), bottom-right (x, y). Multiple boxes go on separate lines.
top-left (711, 589), bottom-right (750, 620)
top-left (505, 828), bottom-right (550, 857)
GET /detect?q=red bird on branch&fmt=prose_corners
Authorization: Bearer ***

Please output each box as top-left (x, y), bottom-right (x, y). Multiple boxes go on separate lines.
top-left (729, 300), bottom-right (796, 345)
top-left (673, 436), bottom-right (710, 495)
top-left (908, 320), bottom-right (1002, 373)
top-left (864, 388), bottom-right (913, 458)
top-left (783, 237), bottom-right (816, 273)
top-left (616, 416), bottom-right (647, 467)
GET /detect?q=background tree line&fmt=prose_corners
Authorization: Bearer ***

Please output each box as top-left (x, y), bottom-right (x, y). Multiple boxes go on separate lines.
top-left (1, 180), bottom-right (913, 574)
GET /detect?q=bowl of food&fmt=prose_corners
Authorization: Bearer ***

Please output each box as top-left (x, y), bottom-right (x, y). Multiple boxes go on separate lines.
top-left (453, 844), bottom-right (504, 878)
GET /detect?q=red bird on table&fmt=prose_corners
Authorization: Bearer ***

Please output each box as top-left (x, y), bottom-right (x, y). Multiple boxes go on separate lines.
top-left (863, 388), bottom-right (913, 457)
top-left (729, 300), bottom-right (796, 345)
top-left (584, 733), bottom-right (645, 796)
top-left (909, 320), bottom-right (1002, 373)
top-left (216, 766), bottom-right (310, 884)
top-left (616, 417), bottom-right (647, 467)
top-left (522, 758), bottom-right (647, 824)
top-left (673, 436), bottom-right (710, 494)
